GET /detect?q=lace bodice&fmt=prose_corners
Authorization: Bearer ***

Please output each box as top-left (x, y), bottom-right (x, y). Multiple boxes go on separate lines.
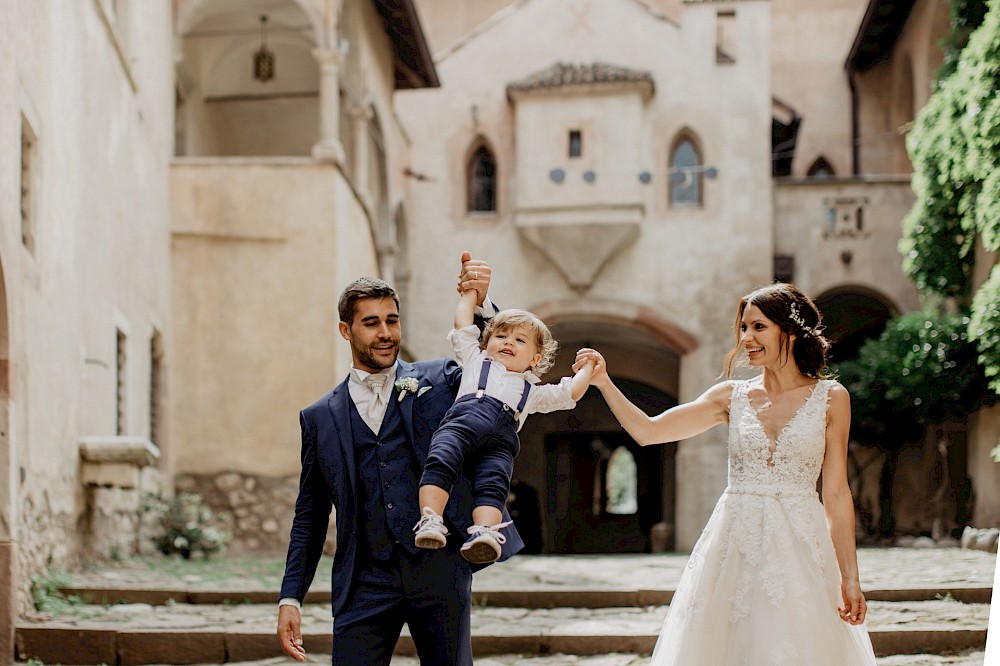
top-left (726, 379), bottom-right (834, 495)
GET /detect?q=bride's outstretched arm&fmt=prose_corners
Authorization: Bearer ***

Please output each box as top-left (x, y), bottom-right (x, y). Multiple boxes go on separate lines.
top-left (574, 348), bottom-right (730, 446)
top-left (821, 383), bottom-right (868, 626)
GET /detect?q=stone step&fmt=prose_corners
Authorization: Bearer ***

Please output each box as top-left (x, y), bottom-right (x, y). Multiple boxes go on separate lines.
top-left (16, 600), bottom-right (989, 665)
top-left (57, 584), bottom-right (992, 607)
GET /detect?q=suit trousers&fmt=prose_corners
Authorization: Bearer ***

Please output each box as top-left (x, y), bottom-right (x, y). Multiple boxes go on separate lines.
top-left (332, 545), bottom-right (474, 665)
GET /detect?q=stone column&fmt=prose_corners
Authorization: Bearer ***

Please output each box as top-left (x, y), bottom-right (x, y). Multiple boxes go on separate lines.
top-left (351, 103), bottom-right (372, 202)
top-left (312, 48), bottom-right (346, 164)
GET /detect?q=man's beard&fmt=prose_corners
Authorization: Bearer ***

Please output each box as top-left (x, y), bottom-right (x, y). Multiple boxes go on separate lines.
top-left (354, 340), bottom-right (399, 370)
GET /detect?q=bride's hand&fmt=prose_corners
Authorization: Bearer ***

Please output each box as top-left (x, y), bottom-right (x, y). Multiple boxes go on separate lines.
top-left (839, 579), bottom-right (867, 625)
top-left (574, 348), bottom-right (609, 388)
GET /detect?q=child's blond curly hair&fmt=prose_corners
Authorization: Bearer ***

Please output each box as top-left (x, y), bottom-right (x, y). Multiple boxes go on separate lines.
top-left (481, 309), bottom-right (558, 377)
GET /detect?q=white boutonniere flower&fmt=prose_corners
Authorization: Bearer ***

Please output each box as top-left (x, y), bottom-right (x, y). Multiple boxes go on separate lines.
top-left (395, 377), bottom-right (420, 402)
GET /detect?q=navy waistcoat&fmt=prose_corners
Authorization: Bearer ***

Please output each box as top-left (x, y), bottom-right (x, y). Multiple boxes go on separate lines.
top-left (349, 394), bottom-right (420, 560)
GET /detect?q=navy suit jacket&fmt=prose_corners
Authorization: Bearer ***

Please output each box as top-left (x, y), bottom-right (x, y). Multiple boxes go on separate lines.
top-left (279, 357), bottom-right (524, 616)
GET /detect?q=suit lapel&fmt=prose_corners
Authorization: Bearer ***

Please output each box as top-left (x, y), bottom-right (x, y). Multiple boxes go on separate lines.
top-left (327, 378), bottom-right (357, 495)
top-left (395, 360), bottom-right (420, 460)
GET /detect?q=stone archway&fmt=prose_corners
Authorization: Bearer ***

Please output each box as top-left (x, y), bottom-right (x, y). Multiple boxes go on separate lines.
top-left (0, 259), bottom-right (13, 664)
top-left (813, 285), bottom-right (896, 363)
top-left (513, 311), bottom-right (692, 554)
top-left (175, 0), bottom-right (322, 157)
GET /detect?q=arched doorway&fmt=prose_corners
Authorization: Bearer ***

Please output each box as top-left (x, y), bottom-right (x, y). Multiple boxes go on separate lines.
top-left (814, 286), bottom-right (895, 363)
top-left (513, 317), bottom-right (684, 553)
top-left (815, 286), bottom-right (913, 541)
top-left (0, 259), bottom-right (13, 663)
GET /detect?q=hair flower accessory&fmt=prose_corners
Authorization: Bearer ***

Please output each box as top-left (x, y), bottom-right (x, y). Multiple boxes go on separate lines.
top-left (395, 377), bottom-right (420, 402)
top-left (789, 303), bottom-right (824, 339)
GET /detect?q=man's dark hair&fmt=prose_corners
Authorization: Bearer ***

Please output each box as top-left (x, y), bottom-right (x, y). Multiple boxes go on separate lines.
top-left (338, 277), bottom-right (399, 323)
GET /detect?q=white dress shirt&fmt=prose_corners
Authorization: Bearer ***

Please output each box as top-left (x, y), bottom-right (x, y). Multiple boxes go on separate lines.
top-left (448, 325), bottom-right (575, 431)
top-left (348, 364), bottom-right (398, 433)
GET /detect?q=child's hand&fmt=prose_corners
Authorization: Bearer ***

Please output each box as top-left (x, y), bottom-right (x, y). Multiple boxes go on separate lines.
top-left (574, 348), bottom-right (608, 388)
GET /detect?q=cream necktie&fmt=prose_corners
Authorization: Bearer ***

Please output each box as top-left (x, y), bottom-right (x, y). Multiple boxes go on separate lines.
top-left (364, 374), bottom-right (387, 431)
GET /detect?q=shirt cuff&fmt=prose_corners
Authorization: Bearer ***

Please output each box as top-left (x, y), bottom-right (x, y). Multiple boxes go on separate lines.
top-left (475, 296), bottom-right (498, 319)
top-left (279, 597), bottom-right (302, 609)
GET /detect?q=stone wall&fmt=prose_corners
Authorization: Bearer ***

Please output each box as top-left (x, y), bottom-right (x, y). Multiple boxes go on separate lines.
top-left (16, 493), bottom-right (80, 616)
top-left (173, 472), bottom-right (333, 557)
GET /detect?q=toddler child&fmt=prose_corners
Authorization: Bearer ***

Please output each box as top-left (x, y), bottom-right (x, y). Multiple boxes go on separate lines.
top-left (412, 288), bottom-right (594, 563)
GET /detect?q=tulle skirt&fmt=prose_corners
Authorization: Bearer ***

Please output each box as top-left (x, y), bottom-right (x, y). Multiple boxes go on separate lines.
top-left (650, 489), bottom-right (877, 665)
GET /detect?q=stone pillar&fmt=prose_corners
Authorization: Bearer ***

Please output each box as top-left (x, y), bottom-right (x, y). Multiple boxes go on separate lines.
top-left (351, 103), bottom-right (372, 203)
top-left (312, 48), bottom-right (346, 164)
top-left (0, 540), bottom-right (13, 664)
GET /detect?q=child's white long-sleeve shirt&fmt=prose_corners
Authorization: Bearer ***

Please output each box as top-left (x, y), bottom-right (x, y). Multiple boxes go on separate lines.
top-left (448, 325), bottom-right (576, 430)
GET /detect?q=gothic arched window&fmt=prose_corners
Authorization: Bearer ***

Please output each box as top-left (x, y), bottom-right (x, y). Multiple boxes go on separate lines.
top-left (807, 156), bottom-right (835, 179)
top-left (467, 144), bottom-right (496, 213)
top-left (669, 136), bottom-right (703, 206)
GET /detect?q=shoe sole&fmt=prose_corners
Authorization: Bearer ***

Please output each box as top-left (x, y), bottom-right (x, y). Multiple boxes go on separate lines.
top-left (460, 539), bottom-right (500, 564)
top-left (415, 533), bottom-right (447, 549)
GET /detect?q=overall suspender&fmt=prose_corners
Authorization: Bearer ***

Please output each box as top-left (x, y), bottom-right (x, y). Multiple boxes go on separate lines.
top-left (476, 357), bottom-right (531, 415)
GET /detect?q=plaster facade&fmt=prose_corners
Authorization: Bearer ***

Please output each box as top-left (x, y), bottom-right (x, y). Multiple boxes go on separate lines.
top-left (392, 0), bottom-right (999, 551)
top-left (0, 0), bottom-right (175, 656)
top-left (167, 0), bottom-right (434, 553)
top-left (396, 0), bottom-right (774, 549)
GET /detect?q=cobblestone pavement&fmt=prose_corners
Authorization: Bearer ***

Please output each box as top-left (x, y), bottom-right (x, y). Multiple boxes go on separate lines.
top-left (22, 547), bottom-right (995, 666)
top-left (86, 652), bottom-right (987, 666)
top-left (63, 547), bottom-right (996, 593)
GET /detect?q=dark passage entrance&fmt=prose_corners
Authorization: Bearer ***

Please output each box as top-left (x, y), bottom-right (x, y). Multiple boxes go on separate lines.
top-left (546, 430), bottom-right (665, 553)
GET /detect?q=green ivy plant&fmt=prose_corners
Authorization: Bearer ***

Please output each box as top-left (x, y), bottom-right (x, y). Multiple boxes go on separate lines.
top-left (835, 311), bottom-right (999, 445)
top-left (834, 310), bottom-right (999, 536)
top-left (901, 0), bottom-right (1000, 395)
top-left (969, 265), bottom-right (1000, 393)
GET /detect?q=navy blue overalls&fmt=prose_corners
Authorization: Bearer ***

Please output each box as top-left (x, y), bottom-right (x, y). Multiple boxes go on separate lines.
top-left (419, 358), bottom-right (531, 512)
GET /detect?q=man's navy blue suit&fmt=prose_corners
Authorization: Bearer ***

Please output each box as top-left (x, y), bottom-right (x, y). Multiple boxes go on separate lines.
top-left (279, 357), bottom-right (523, 665)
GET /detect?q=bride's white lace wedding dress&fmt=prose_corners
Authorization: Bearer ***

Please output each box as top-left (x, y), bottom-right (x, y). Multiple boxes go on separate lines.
top-left (650, 379), bottom-right (877, 665)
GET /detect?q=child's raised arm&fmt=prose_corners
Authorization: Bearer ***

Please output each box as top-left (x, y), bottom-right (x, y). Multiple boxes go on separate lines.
top-left (570, 357), bottom-right (595, 402)
top-left (455, 289), bottom-right (478, 330)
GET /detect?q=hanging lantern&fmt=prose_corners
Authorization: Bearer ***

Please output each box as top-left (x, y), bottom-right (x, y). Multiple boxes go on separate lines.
top-left (253, 15), bottom-right (275, 82)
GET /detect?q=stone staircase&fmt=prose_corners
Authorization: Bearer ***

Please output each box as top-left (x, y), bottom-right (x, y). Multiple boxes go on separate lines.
top-left (14, 550), bottom-right (994, 665)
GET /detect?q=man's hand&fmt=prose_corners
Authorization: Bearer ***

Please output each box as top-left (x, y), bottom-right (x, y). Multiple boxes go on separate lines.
top-left (278, 604), bottom-right (307, 662)
top-left (457, 250), bottom-right (492, 307)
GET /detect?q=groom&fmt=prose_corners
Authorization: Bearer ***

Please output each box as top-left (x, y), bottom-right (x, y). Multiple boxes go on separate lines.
top-left (277, 252), bottom-right (523, 665)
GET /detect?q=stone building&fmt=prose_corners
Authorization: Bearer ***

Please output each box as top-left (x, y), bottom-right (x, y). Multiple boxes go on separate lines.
top-left (396, 0), bottom-right (1000, 551)
top-left (2, 0), bottom-right (999, 662)
top-left (0, 0), bottom-right (436, 661)
top-left (0, 1), bottom-right (175, 660)
top-left (168, 0), bottom-right (437, 555)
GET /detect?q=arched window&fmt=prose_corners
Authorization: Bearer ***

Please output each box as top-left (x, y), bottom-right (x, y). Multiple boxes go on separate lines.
top-left (605, 446), bottom-right (638, 515)
top-left (669, 136), bottom-right (702, 206)
top-left (807, 156), bottom-right (835, 179)
top-left (467, 144), bottom-right (496, 213)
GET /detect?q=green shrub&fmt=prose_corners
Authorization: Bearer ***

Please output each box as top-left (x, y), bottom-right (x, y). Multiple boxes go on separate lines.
top-left (144, 492), bottom-right (229, 559)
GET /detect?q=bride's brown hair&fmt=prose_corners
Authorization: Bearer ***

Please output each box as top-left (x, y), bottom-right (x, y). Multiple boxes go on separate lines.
top-left (722, 283), bottom-right (832, 379)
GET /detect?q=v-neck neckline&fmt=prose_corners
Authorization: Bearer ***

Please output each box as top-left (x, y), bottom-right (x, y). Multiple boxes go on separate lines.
top-left (746, 380), bottom-right (822, 452)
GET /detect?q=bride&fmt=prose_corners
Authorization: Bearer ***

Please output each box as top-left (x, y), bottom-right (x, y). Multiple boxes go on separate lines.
top-left (575, 283), bottom-right (877, 665)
